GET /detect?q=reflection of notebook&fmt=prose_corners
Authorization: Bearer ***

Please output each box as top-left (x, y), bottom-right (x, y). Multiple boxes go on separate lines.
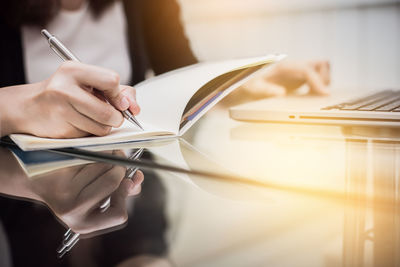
top-left (9, 147), bottom-right (88, 178)
top-left (230, 89), bottom-right (400, 127)
top-left (10, 55), bottom-right (284, 151)
top-left (9, 139), bottom-right (174, 178)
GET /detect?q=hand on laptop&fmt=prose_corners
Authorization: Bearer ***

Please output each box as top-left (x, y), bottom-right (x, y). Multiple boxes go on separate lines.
top-left (242, 60), bottom-right (330, 97)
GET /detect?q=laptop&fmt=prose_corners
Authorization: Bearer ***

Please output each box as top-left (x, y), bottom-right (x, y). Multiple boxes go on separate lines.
top-left (229, 89), bottom-right (400, 127)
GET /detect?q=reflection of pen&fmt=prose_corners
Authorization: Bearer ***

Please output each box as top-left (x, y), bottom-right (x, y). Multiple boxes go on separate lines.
top-left (57, 148), bottom-right (145, 258)
top-left (99, 148), bottom-right (144, 210)
top-left (40, 29), bottom-right (144, 130)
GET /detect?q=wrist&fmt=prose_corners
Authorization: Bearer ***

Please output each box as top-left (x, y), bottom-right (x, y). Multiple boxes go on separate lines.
top-left (0, 87), bottom-right (19, 136)
top-left (0, 83), bottom-right (40, 136)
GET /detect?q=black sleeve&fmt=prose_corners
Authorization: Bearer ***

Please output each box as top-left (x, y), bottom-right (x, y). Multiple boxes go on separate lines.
top-left (123, 0), bottom-right (198, 84)
top-left (0, 18), bottom-right (26, 87)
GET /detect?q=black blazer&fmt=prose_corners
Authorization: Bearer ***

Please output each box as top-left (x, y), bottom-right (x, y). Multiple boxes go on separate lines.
top-left (0, 0), bottom-right (197, 88)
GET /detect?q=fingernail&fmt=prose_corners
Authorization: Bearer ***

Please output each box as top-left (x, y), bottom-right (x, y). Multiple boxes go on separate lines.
top-left (120, 97), bottom-right (129, 110)
top-left (131, 104), bottom-right (140, 115)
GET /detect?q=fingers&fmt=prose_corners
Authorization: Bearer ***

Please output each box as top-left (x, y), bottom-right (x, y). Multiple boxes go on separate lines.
top-left (68, 85), bottom-right (124, 128)
top-left (69, 169), bottom-right (144, 234)
top-left (112, 179), bottom-right (134, 203)
top-left (128, 171), bottom-right (144, 196)
top-left (91, 173), bottom-right (144, 227)
top-left (243, 77), bottom-right (286, 98)
top-left (77, 178), bottom-right (133, 234)
top-left (71, 163), bottom-right (114, 196)
top-left (251, 60), bottom-right (331, 96)
top-left (60, 61), bottom-right (138, 113)
top-left (310, 61), bottom-right (330, 86)
top-left (60, 61), bottom-right (121, 103)
top-left (51, 123), bottom-right (88, 139)
top-left (262, 82), bottom-right (287, 97)
top-left (77, 165), bottom-right (126, 211)
top-left (305, 67), bottom-right (330, 95)
top-left (67, 104), bottom-right (113, 136)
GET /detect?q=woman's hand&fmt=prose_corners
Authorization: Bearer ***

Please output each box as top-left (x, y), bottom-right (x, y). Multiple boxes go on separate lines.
top-left (0, 61), bottom-right (140, 138)
top-left (242, 60), bottom-right (331, 97)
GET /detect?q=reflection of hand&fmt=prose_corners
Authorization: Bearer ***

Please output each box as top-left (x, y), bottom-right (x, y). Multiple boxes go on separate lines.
top-left (0, 61), bottom-right (140, 138)
top-left (30, 162), bottom-right (144, 234)
top-left (242, 60), bottom-right (330, 97)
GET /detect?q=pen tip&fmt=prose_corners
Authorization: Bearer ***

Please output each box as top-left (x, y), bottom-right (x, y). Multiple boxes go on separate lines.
top-left (122, 110), bottom-right (144, 130)
top-left (127, 117), bottom-right (144, 130)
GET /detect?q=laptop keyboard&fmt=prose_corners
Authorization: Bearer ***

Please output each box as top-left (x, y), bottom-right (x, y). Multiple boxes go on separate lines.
top-left (322, 90), bottom-right (400, 112)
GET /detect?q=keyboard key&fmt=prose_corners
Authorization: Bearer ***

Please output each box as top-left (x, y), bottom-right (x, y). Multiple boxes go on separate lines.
top-left (358, 94), bottom-right (400, 111)
top-left (340, 91), bottom-right (395, 110)
top-left (321, 90), bottom-right (400, 112)
top-left (375, 99), bottom-right (400, 111)
top-left (341, 90), bottom-right (392, 106)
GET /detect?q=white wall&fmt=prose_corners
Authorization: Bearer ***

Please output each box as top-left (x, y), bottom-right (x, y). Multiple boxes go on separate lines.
top-left (178, 0), bottom-right (400, 91)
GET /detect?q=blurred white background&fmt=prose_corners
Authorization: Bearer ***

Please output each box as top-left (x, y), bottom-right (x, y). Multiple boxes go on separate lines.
top-left (178, 0), bottom-right (400, 91)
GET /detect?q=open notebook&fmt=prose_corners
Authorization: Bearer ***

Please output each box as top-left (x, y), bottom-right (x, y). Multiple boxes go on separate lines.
top-left (10, 55), bottom-right (284, 151)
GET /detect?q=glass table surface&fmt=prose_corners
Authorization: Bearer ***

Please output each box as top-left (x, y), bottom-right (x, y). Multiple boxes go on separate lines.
top-left (1, 107), bottom-right (400, 267)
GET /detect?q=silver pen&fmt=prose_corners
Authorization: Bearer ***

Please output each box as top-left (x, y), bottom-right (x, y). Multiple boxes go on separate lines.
top-left (41, 29), bottom-right (144, 130)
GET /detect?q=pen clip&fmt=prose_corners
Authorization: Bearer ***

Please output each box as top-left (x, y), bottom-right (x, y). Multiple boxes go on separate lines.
top-left (57, 230), bottom-right (80, 258)
top-left (125, 148), bottom-right (144, 179)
